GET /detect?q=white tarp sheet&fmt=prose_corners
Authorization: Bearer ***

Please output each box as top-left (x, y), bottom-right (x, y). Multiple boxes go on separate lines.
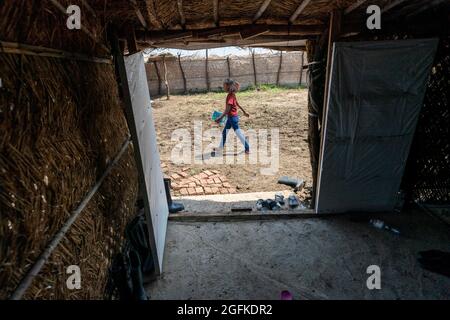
top-left (124, 52), bottom-right (168, 272)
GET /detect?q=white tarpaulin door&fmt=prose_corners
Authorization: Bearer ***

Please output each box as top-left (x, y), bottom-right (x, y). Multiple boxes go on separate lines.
top-left (124, 52), bottom-right (168, 273)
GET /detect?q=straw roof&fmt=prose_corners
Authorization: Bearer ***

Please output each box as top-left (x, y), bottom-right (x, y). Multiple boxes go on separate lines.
top-left (2, 0), bottom-right (447, 53)
top-left (93, 0), bottom-right (446, 50)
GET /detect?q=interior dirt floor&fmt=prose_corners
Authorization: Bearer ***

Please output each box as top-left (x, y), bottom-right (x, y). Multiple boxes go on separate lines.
top-left (146, 209), bottom-right (450, 299)
top-left (152, 88), bottom-right (312, 201)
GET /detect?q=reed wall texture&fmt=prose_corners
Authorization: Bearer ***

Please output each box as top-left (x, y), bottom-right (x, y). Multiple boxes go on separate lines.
top-left (0, 0), bottom-right (139, 299)
top-left (146, 52), bottom-right (307, 96)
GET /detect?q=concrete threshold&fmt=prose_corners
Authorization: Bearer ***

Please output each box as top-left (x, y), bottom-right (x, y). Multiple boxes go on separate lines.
top-left (170, 190), bottom-right (312, 221)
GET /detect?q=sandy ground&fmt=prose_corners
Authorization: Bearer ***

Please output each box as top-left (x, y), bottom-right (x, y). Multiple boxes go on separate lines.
top-left (152, 88), bottom-right (312, 199)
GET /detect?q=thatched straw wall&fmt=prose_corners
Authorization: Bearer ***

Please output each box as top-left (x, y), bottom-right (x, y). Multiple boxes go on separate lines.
top-left (0, 53), bottom-right (138, 299)
top-left (0, 0), bottom-right (138, 299)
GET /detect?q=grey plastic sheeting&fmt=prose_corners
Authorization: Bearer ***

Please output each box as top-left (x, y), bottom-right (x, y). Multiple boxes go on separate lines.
top-left (316, 39), bottom-right (438, 213)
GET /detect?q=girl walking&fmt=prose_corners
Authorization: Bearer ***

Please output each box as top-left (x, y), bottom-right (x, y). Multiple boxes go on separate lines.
top-left (212, 79), bottom-right (250, 156)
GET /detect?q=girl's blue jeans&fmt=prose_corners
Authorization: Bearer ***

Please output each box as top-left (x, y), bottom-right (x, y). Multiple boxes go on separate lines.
top-left (219, 116), bottom-right (250, 152)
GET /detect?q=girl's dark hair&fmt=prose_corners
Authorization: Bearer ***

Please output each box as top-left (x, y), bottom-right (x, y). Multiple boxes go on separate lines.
top-left (223, 78), bottom-right (240, 92)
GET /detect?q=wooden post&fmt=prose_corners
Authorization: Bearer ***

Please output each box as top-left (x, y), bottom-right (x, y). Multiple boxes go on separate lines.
top-left (299, 51), bottom-right (304, 86)
top-left (119, 39), bottom-right (126, 54)
top-left (315, 9), bottom-right (342, 208)
top-left (323, 9), bottom-right (342, 116)
top-left (178, 53), bottom-right (187, 94)
top-left (126, 26), bottom-right (139, 54)
top-left (153, 61), bottom-right (162, 96)
top-left (162, 55), bottom-right (170, 100)
top-left (276, 51), bottom-right (283, 86)
top-left (205, 49), bottom-right (210, 91)
top-left (251, 49), bottom-right (257, 87)
top-left (226, 56), bottom-right (231, 78)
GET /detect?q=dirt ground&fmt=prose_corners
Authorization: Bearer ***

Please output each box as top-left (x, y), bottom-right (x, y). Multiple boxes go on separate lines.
top-left (152, 87), bottom-right (312, 200)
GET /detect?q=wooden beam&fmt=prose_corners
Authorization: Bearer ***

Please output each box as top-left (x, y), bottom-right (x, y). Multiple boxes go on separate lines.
top-left (344, 0), bottom-right (368, 15)
top-left (0, 41), bottom-right (112, 64)
top-left (129, 0), bottom-right (148, 29)
top-left (126, 26), bottom-right (139, 54)
top-left (135, 24), bottom-right (323, 41)
top-left (289, 0), bottom-right (312, 23)
top-left (213, 0), bottom-right (219, 27)
top-left (177, 0), bottom-right (186, 28)
top-left (240, 25), bottom-right (270, 40)
top-left (382, 0), bottom-right (410, 13)
top-left (262, 45), bottom-right (306, 51)
top-left (253, 0), bottom-right (272, 23)
top-left (226, 56), bottom-right (231, 78)
top-left (144, 0), bottom-right (163, 28)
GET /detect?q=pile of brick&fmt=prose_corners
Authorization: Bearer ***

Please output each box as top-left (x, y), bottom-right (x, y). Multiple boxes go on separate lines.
top-left (165, 167), bottom-right (236, 196)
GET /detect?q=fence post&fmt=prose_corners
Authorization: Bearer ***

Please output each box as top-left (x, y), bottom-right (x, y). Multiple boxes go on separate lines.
top-left (178, 53), bottom-right (187, 94)
top-left (162, 54), bottom-right (170, 100)
top-left (251, 49), bottom-right (257, 87)
top-left (226, 56), bottom-right (231, 78)
top-left (153, 61), bottom-right (162, 96)
top-left (205, 49), bottom-right (210, 91)
top-left (276, 51), bottom-right (283, 86)
top-left (299, 51), bottom-right (304, 86)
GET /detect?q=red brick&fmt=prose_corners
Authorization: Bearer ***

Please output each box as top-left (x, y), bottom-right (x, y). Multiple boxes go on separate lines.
top-left (223, 182), bottom-right (231, 188)
top-left (204, 187), bottom-right (212, 194)
top-left (180, 188), bottom-right (189, 196)
top-left (219, 175), bottom-right (228, 182)
top-left (213, 178), bottom-right (221, 184)
top-left (195, 187), bottom-right (204, 194)
top-left (171, 182), bottom-right (179, 188)
top-left (188, 182), bottom-right (196, 188)
top-left (220, 188), bottom-right (229, 194)
top-left (187, 188), bottom-right (196, 195)
top-left (211, 187), bottom-right (219, 194)
top-left (179, 171), bottom-right (189, 178)
top-left (199, 172), bottom-right (208, 179)
top-left (171, 173), bottom-right (181, 180)
top-left (212, 170), bottom-right (220, 174)
top-left (204, 170), bottom-right (214, 176)
top-left (228, 188), bottom-right (236, 194)
top-left (207, 179), bottom-right (215, 184)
